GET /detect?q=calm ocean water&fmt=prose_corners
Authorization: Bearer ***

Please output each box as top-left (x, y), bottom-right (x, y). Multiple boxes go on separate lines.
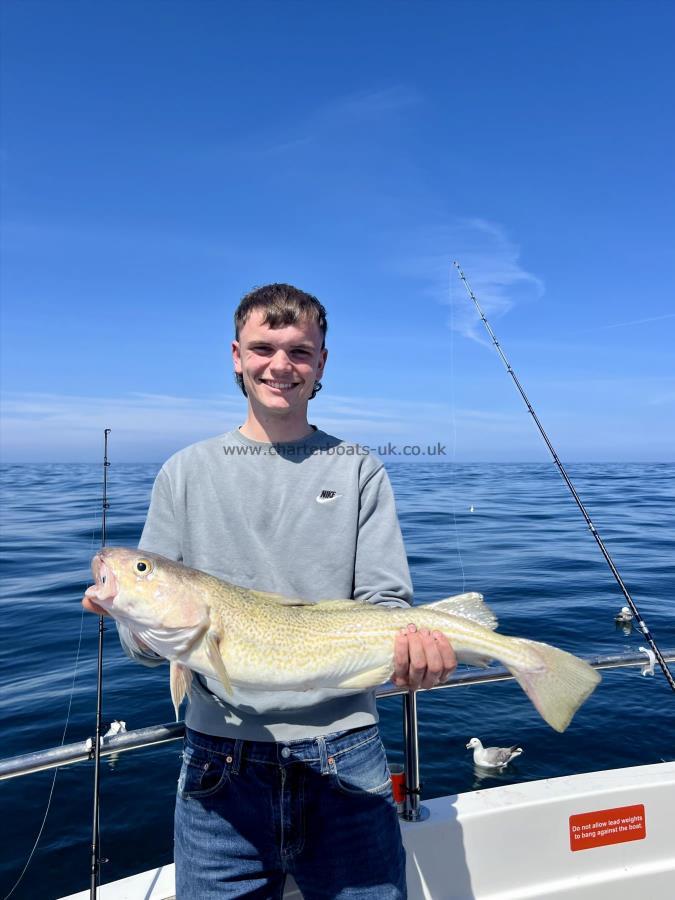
top-left (1, 462), bottom-right (674, 899)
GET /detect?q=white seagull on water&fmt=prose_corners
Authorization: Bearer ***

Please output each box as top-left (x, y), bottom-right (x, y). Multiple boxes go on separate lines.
top-left (466, 737), bottom-right (523, 769)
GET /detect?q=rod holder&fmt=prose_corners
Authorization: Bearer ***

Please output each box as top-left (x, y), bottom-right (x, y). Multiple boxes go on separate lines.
top-left (401, 691), bottom-right (429, 822)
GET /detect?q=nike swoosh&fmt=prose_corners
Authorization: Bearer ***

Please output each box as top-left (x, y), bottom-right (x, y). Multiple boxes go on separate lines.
top-left (316, 494), bottom-right (342, 504)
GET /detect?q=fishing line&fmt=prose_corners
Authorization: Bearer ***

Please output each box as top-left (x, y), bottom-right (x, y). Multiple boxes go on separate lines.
top-left (90, 428), bottom-right (111, 899)
top-left (453, 261), bottom-right (675, 693)
top-left (2, 609), bottom-right (88, 900)
top-left (447, 267), bottom-right (466, 593)
top-left (2, 481), bottom-right (103, 900)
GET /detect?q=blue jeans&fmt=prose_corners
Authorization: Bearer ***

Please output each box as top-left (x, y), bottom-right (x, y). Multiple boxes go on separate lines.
top-left (174, 725), bottom-right (407, 899)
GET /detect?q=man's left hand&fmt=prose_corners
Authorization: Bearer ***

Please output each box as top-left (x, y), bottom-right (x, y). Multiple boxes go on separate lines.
top-left (392, 624), bottom-right (457, 690)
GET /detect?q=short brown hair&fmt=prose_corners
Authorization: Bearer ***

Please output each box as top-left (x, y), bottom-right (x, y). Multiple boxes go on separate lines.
top-left (233, 283), bottom-right (328, 398)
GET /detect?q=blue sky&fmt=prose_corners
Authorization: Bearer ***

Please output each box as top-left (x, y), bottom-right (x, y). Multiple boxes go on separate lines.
top-left (1, 0), bottom-right (673, 462)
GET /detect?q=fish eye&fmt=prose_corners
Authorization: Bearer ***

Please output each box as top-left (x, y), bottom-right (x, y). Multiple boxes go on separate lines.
top-left (135, 558), bottom-right (153, 575)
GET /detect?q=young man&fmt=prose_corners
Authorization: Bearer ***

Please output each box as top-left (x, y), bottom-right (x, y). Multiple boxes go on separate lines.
top-left (84, 283), bottom-right (456, 899)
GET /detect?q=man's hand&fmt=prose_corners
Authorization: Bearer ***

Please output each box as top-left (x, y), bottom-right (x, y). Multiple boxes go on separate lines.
top-left (393, 624), bottom-right (457, 690)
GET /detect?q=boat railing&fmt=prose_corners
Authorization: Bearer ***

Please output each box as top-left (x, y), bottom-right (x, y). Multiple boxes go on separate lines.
top-left (2, 648), bottom-right (673, 822)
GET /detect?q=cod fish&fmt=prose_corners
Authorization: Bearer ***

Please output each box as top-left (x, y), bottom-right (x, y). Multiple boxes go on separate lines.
top-left (86, 548), bottom-right (600, 732)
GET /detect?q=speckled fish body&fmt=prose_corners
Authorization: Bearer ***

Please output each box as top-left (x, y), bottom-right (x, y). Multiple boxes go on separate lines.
top-left (87, 547), bottom-right (600, 732)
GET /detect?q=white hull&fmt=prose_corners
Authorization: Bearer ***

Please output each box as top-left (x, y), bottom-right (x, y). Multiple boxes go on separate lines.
top-left (61, 760), bottom-right (675, 899)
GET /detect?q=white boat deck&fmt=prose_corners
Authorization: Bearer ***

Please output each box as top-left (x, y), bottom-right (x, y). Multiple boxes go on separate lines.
top-left (61, 759), bottom-right (675, 899)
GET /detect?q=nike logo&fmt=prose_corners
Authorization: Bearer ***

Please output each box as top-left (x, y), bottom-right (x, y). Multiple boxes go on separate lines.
top-left (316, 490), bottom-right (342, 504)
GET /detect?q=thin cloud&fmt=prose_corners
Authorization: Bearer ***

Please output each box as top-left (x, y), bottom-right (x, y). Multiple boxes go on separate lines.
top-left (0, 392), bottom-right (243, 461)
top-left (648, 391), bottom-right (675, 406)
top-left (397, 218), bottom-right (544, 342)
top-left (6, 386), bottom-right (665, 462)
top-left (1, 219), bottom-right (234, 260)
top-left (253, 136), bottom-right (315, 158)
top-left (1, 389), bottom-right (528, 462)
top-left (220, 85), bottom-right (421, 159)
top-left (316, 85), bottom-right (421, 123)
top-left (1, 391), bottom-right (241, 426)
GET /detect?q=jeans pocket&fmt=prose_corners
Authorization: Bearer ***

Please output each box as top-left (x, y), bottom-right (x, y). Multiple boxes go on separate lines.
top-left (330, 731), bottom-right (393, 798)
top-left (177, 742), bottom-right (231, 801)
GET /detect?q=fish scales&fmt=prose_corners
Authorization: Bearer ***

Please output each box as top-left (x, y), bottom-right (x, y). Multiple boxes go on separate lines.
top-left (85, 548), bottom-right (601, 732)
top-left (211, 601), bottom-right (491, 686)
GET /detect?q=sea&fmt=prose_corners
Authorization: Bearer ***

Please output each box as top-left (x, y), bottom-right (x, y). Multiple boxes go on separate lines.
top-left (1, 462), bottom-right (674, 899)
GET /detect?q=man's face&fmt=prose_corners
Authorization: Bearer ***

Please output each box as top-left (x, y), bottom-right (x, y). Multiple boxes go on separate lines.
top-left (232, 310), bottom-right (327, 419)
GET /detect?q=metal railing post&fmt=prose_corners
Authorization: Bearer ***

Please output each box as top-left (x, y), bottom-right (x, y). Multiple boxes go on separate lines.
top-left (401, 691), bottom-right (429, 821)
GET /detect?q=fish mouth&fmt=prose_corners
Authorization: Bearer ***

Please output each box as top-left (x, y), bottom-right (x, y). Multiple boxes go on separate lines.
top-left (85, 552), bottom-right (119, 611)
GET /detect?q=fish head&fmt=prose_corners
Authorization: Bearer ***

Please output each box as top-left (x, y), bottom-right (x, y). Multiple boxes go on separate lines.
top-left (87, 547), bottom-right (209, 632)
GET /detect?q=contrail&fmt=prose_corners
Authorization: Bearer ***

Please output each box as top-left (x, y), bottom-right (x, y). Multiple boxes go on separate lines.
top-left (602, 313), bottom-right (675, 330)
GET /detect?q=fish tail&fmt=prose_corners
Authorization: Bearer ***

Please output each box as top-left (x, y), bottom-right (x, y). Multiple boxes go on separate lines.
top-left (506, 639), bottom-right (601, 733)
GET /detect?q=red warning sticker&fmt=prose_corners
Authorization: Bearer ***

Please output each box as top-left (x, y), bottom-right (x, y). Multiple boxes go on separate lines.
top-left (569, 804), bottom-right (646, 851)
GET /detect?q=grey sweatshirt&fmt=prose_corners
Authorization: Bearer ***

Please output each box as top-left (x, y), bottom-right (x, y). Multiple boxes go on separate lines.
top-left (118, 427), bottom-right (412, 741)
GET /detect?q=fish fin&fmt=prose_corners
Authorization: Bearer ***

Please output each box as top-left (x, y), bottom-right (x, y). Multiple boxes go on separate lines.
top-left (507, 639), bottom-right (601, 733)
top-left (205, 629), bottom-right (233, 696)
top-left (428, 592), bottom-right (498, 631)
top-left (170, 662), bottom-right (193, 721)
top-left (336, 663), bottom-right (393, 690)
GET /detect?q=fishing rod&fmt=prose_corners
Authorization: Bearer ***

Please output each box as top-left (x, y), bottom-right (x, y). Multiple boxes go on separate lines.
top-left (453, 261), bottom-right (675, 693)
top-left (90, 428), bottom-right (111, 898)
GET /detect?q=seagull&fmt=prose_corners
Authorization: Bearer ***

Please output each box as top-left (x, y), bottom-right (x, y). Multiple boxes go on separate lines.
top-left (466, 737), bottom-right (523, 769)
top-left (103, 720), bottom-right (127, 738)
top-left (615, 606), bottom-right (634, 624)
